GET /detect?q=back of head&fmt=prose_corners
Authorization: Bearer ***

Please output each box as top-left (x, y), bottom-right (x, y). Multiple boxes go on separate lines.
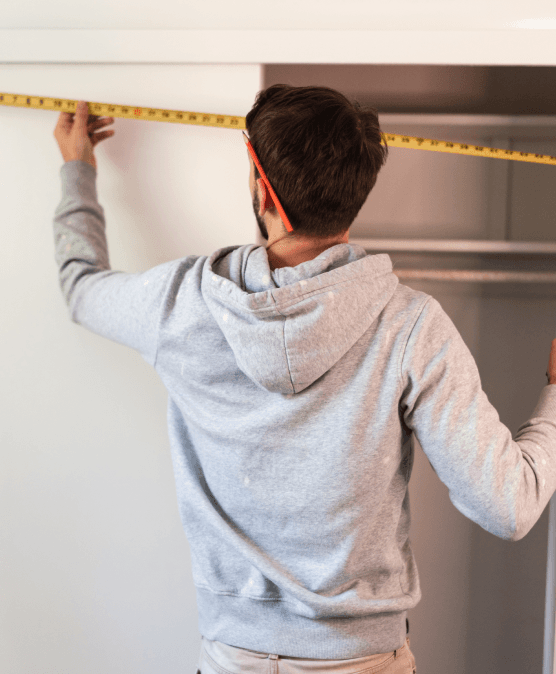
top-left (245, 84), bottom-right (389, 240)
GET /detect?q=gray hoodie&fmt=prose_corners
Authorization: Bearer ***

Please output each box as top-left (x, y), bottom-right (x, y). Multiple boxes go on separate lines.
top-left (53, 160), bottom-right (556, 659)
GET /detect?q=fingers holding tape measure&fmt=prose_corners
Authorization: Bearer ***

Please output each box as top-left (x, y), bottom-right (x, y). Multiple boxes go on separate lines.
top-left (74, 100), bottom-right (116, 144)
top-left (53, 100), bottom-right (116, 169)
top-left (86, 115), bottom-right (116, 143)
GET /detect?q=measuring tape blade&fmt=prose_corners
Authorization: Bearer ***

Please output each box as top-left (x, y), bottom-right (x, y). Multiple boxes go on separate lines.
top-left (1, 91), bottom-right (556, 167)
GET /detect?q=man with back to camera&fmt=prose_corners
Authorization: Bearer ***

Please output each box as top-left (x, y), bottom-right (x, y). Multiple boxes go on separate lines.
top-left (53, 84), bottom-right (556, 674)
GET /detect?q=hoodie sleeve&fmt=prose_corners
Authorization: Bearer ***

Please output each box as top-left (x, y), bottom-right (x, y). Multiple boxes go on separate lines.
top-left (53, 160), bottom-right (180, 368)
top-left (400, 295), bottom-right (556, 542)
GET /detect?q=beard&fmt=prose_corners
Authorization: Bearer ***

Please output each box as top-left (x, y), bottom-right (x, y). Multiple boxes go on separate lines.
top-left (252, 189), bottom-right (268, 241)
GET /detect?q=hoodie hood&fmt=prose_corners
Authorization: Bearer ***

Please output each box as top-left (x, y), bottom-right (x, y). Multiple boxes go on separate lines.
top-left (202, 243), bottom-right (399, 395)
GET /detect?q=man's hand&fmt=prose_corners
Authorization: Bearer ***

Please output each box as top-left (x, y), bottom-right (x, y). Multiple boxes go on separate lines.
top-left (548, 338), bottom-right (556, 385)
top-left (54, 100), bottom-right (115, 171)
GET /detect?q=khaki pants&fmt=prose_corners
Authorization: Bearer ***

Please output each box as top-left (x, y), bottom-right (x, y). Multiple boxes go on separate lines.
top-left (197, 635), bottom-right (417, 674)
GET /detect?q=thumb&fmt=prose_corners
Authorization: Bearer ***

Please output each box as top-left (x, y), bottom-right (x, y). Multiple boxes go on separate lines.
top-left (74, 100), bottom-right (90, 129)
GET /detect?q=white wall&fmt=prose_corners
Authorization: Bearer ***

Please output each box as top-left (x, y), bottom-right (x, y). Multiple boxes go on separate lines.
top-left (2, 7), bottom-right (556, 674)
top-left (1, 63), bottom-right (263, 674)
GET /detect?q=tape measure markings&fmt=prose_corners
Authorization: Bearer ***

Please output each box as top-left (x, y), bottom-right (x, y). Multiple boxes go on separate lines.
top-left (1, 91), bottom-right (556, 166)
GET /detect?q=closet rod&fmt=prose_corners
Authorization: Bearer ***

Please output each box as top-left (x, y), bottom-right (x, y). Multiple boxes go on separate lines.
top-left (392, 269), bottom-right (556, 282)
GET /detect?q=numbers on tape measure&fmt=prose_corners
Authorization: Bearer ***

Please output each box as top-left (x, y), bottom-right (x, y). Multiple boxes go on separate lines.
top-left (2, 91), bottom-right (556, 164)
top-left (383, 131), bottom-right (556, 163)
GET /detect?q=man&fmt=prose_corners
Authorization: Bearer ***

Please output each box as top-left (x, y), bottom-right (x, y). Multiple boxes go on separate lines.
top-left (53, 101), bottom-right (556, 672)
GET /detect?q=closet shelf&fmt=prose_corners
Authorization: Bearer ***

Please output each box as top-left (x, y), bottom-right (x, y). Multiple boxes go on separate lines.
top-left (351, 238), bottom-right (556, 255)
top-left (350, 238), bottom-right (556, 281)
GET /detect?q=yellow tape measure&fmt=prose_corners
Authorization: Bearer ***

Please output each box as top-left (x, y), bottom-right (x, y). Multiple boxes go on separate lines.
top-left (2, 91), bottom-right (556, 166)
